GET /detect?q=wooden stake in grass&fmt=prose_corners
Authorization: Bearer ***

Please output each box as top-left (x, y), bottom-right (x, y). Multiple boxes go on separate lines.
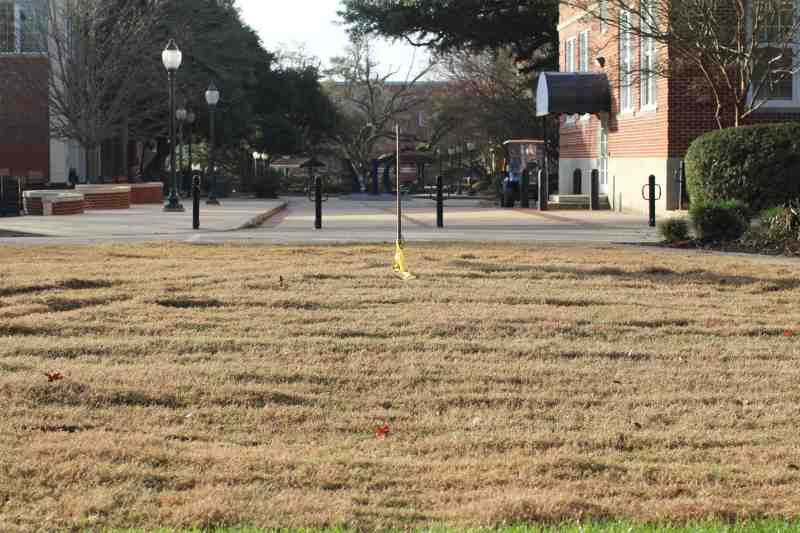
top-left (392, 122), bottom-right (416, 281)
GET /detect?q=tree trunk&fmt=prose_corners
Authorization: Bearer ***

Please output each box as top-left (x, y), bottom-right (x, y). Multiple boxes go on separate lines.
top-left (142, 138), bottom-right (169, 179)
top-left (121, 117), bottom-right (129, 180)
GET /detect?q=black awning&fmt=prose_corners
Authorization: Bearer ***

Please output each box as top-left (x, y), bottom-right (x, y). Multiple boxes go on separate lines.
top-left (536, 72), bottom-right (611, 116)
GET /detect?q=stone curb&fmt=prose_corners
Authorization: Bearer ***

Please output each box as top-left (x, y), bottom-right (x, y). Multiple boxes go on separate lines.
top-left (229, 201), bottom-right (288, 231)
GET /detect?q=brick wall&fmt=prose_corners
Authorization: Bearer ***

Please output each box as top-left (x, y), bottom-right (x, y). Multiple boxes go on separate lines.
top-left (82, 191), bottom-right (131, 210)
top-left (559, 7), bottom-right (669, 160)
top-left (130, 184), bottom-right (164, 204)
top-left (668, 71), bottom-right (800, 157)
top-left (24, 197), bottom-right (43, 216)
top-left (52, 200), bottom-right (84, 216)
top-left (0, 56), bottom-right (49, 179)
top-left (558, 4), bottom-right (800, 163)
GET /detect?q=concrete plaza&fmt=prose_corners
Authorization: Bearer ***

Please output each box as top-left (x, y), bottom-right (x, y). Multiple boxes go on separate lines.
top-left (0, 196), bottom-right (660, 245)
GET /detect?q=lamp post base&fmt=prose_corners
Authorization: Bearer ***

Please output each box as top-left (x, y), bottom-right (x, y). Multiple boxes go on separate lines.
top-left (164, 195), bottom-right (185, 212)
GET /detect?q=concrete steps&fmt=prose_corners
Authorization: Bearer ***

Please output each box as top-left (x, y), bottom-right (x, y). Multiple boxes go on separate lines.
top-left (549, 194), bottom-right (611, 210)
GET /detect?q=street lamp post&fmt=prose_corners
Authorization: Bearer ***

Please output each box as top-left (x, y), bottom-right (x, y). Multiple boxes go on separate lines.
top-left (162, 39), bottom-right (184, 211)
top-left (205, 82), bottom-right (220, 205)
top-left (176, 106), bottom-right (187, 194)
top-left (187, 110), bottom-right (195, 181)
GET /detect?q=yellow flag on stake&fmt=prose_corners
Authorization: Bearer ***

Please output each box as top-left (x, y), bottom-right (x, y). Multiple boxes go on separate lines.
top-left (393, 240), bottom-right (416, 281)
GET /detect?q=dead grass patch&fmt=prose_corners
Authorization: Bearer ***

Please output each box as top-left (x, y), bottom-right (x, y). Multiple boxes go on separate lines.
top-left (0, 242), bottom-right (799, 531)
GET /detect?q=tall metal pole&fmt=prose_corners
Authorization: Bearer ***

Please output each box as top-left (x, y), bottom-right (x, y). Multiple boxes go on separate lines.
top-left (396, 123), bottom-right (402, 244)
top-left (187, 121), bottom-right (193, 177)
top-left (192, 175), bottom-right (200, 230)
top-left (207, 105), bottom-right (219, 205)
top-left (165, 72), bottom-right (183, 211)
top-left (178, 121), bottom-right (184, 177)
top-left (314, 167), bottom-right (322, 230)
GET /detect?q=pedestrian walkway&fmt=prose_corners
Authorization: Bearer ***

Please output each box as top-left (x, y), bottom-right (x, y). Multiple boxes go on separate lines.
top-left (0, 196), bottom-right (660, 245)
top-left (226, 196), bottom-right (659, 245)
top-left (0, 199), bottom-right (285, 238)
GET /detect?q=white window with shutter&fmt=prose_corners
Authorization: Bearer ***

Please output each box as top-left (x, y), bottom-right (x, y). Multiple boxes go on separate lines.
top-left (579, 30), bottom-right (591, 120)
top-left (565, 37), bottom-right (577, 123)
top-left (751, 0), bottom-right (799, 107)
top-left (0, 0), bottom-right (44, 54)
top-left (640, 0), bottom-right (658, 110)
top-left (619, 10), bottom-right (634, 112)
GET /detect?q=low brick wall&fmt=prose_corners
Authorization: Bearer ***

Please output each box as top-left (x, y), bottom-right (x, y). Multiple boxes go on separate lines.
top-left (52, 199), bottom-right (85, 215)
top-left (75, 185), bottom-right (131, 210)
top-left (25, 197), bottom-right (43, 215)
top-left (130, 182), bottom-right (164, 204)
top-left (23, 190), bottom-right (85, 216)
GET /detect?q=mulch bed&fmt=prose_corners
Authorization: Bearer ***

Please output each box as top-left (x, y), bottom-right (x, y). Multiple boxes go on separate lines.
top-left (646, 238), bottom-right (800, 257)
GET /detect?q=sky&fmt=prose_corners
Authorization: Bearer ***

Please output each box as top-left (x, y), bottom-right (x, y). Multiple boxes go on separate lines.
top-left (236, 0), bottom-right (430, 79)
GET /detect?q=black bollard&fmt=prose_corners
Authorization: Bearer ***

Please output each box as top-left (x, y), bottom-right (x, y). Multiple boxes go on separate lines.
top-left (538, 169), bottom-right (548, 211)
top-left (520, 170), bottom-right (530, 208)
top-left (590, 169), bottom-right (599, 210)
top-left (192, 175), bottom-right (200, 230)
top-left (436, 175), bottom-right (444, 228)
top-left (648, 175), bottom-right (657, 227)
top-left (314, 175), bottom-right (322, 230)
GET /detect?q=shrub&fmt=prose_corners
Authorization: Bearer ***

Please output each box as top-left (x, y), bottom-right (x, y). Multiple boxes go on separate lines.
top-left (689, 199), bottom-right (751, 242)
top-left (759, 206), bottom-right (784, 227)
top-left (763, 201), bottom-right (800, 242)
top-left (658, 218), bottom-right (690, 242)
top-left (685, 123), bottom-right (800, 211)
top-left (253, 169), bottom-right (282, 199)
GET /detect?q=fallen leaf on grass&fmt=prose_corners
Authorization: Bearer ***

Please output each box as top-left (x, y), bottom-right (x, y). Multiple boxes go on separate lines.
top-left (784, 330), bottom-right (795, 337)
top-left (789, 464), bottom-right (799, 471)
top-left (44, 372), bottom-right (64, 382)
top-left (375, 423), bottom-right (390, 439)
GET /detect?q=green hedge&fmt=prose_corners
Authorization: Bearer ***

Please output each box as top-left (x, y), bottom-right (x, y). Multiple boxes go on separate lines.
top-left (685, 123), bottom-right (800, 212)
top-left (658, 217), bottom-right (690, 242)
top-left (689, 199), bottom-right (750, 242)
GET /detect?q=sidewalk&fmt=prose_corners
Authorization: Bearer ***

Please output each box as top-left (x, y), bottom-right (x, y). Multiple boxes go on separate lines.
top-left (0, 198), bottom-right (286, 238)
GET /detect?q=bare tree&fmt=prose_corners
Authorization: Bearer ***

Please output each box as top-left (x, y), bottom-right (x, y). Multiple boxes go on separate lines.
top-left (8, 0), bottom-right (164, 177)
top-left (325, 36), bottom-right (435, 189)
top-left (567, 0), bottom-right (800, 128)
top-left (432, 49), bottom-right (548, 161)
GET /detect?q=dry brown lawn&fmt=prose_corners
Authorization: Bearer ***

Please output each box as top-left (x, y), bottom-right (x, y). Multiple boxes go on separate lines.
top-left (1, 242), bottom-right (800, 531)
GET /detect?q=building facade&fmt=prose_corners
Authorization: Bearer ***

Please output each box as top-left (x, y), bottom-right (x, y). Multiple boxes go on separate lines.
top-left (1, 0), bottom-right (86, 184)
top-left (553, 0), bottom-right (800, 214)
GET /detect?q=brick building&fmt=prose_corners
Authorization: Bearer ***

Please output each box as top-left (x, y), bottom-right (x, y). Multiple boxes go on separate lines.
top-left (538, 0), bottom-right (800, 213)
top-left (0, 0), bottom-right (87, 184)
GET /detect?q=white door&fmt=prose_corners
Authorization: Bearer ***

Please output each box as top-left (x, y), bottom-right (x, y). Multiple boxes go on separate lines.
top-left (598, 117), bottom-right (609, 195)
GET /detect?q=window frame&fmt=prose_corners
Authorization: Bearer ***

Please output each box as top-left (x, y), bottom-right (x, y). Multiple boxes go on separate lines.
top-left (565, 36), bottom-right (578, 124)
top-left (639, 0), bottom-right (658, 110)
top-left (579, 30), bottom-right (590, 72)
top-left (750, 0), bottom-right (800, 108)
top-left (600, 0), bottom-right (609, 33)
top-left (619, 9), bottom-right (634, 113)
top-left (0, 0), bottom-right (15, 53)
top-left (0, 0), bottom-right (45, 55)
top-left (579, 30), bottom-right (591, 121)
